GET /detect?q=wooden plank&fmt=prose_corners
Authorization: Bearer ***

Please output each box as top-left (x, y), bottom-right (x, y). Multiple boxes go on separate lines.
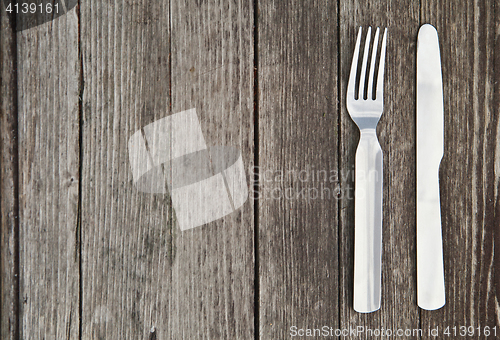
top-left (495, 3), bottom-right (500, 320)
top-left (15, 5), bottom-right (81, 340)
top-left (80, 1), bottom-right (174, 338)
top-left (169, 0), bottom-right (254, 338)
top-left (421, 0), bottom-right (500, 335)
top-left (339, 1), bottom-right (421, 337)
top-left (258, 1), bottom-right (340, 338)
top-left (0, 5), bottom-right (19, 340)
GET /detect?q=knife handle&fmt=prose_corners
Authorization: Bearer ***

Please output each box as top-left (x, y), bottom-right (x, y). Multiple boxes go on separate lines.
top-left (353, 129), bottom-right (383, 313)
top-left (417, 177), bottom-right (446, 310)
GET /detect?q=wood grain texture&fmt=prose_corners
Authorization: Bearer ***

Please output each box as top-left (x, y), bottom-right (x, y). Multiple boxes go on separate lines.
top-left (0, 0), bottom-right (498, 338)
top-left (169, 0), bottom-right (254, 338)
top-left (258, 0), bottom-right (340, 338)
top-left (0, 5), bottom-right (19, 340)
top-left (495, 4), bottom-right (500, 326)
top-left (421, 0), bottom-right (500, 336)
top-left (339, 1), bottom-right (421, 337)
top-left (15, 6), bottom-right (80, 340)
top-left (80, 1), bottom-right (173, 338)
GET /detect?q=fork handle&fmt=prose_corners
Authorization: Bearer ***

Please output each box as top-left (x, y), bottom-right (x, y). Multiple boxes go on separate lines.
top-left (353, 129), bottom-right (383, 313)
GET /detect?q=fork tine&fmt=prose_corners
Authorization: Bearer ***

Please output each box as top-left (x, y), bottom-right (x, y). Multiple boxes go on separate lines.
top-left (358, 26), bottom-right (372, 99)
top-left (367, 27), bottom-right (380, 100)
top-left (347, 27), bottom-right (363, 97)
top-left (376, 28), bottom-right (388, 100)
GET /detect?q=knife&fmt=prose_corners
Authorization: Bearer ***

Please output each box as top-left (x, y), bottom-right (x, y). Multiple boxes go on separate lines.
top-left (416, 24), bottom-right (446, 310)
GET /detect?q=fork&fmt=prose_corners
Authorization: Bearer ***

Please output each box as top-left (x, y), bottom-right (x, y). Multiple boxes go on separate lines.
top-left (347, 26), bottom-right (387, 313)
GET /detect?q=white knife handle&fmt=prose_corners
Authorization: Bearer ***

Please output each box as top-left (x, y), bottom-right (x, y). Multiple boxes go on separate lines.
top-left (353, 129), bottom-right (383, 313)
top-left (417, 176), bottom-right (446, 310)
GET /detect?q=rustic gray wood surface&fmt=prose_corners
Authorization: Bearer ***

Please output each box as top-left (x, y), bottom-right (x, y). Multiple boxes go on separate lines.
top-left (1, 3), bottom-right (19, 340)
top-left (17, 7), bottom-right (80, 340)
top-left (258, 0), bottom-right (340, 338)
top-left (80, 1), bottom-right (174, 338)
top-left (0, 0), bottom-right (498, 339)
top-left (169, 0), bottom-right (254, 338)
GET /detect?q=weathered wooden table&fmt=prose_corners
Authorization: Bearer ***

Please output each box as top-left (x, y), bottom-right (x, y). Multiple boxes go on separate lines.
top-left (1, 0), bottom-right (498, 339)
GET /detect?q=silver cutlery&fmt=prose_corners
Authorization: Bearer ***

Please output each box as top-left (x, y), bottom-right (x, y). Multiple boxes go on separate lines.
top-left (347, 26), bottom-right (388, 313)
top-left (416, 23), bottom-right (446, 310)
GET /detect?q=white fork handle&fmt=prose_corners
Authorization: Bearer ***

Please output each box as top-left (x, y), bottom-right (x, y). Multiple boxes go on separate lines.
top-left (353, 129), bottom-right (383, 313)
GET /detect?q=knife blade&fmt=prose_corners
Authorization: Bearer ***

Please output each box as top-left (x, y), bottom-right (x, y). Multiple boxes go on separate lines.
top-left (416, 24), bottom-right (446, 310)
